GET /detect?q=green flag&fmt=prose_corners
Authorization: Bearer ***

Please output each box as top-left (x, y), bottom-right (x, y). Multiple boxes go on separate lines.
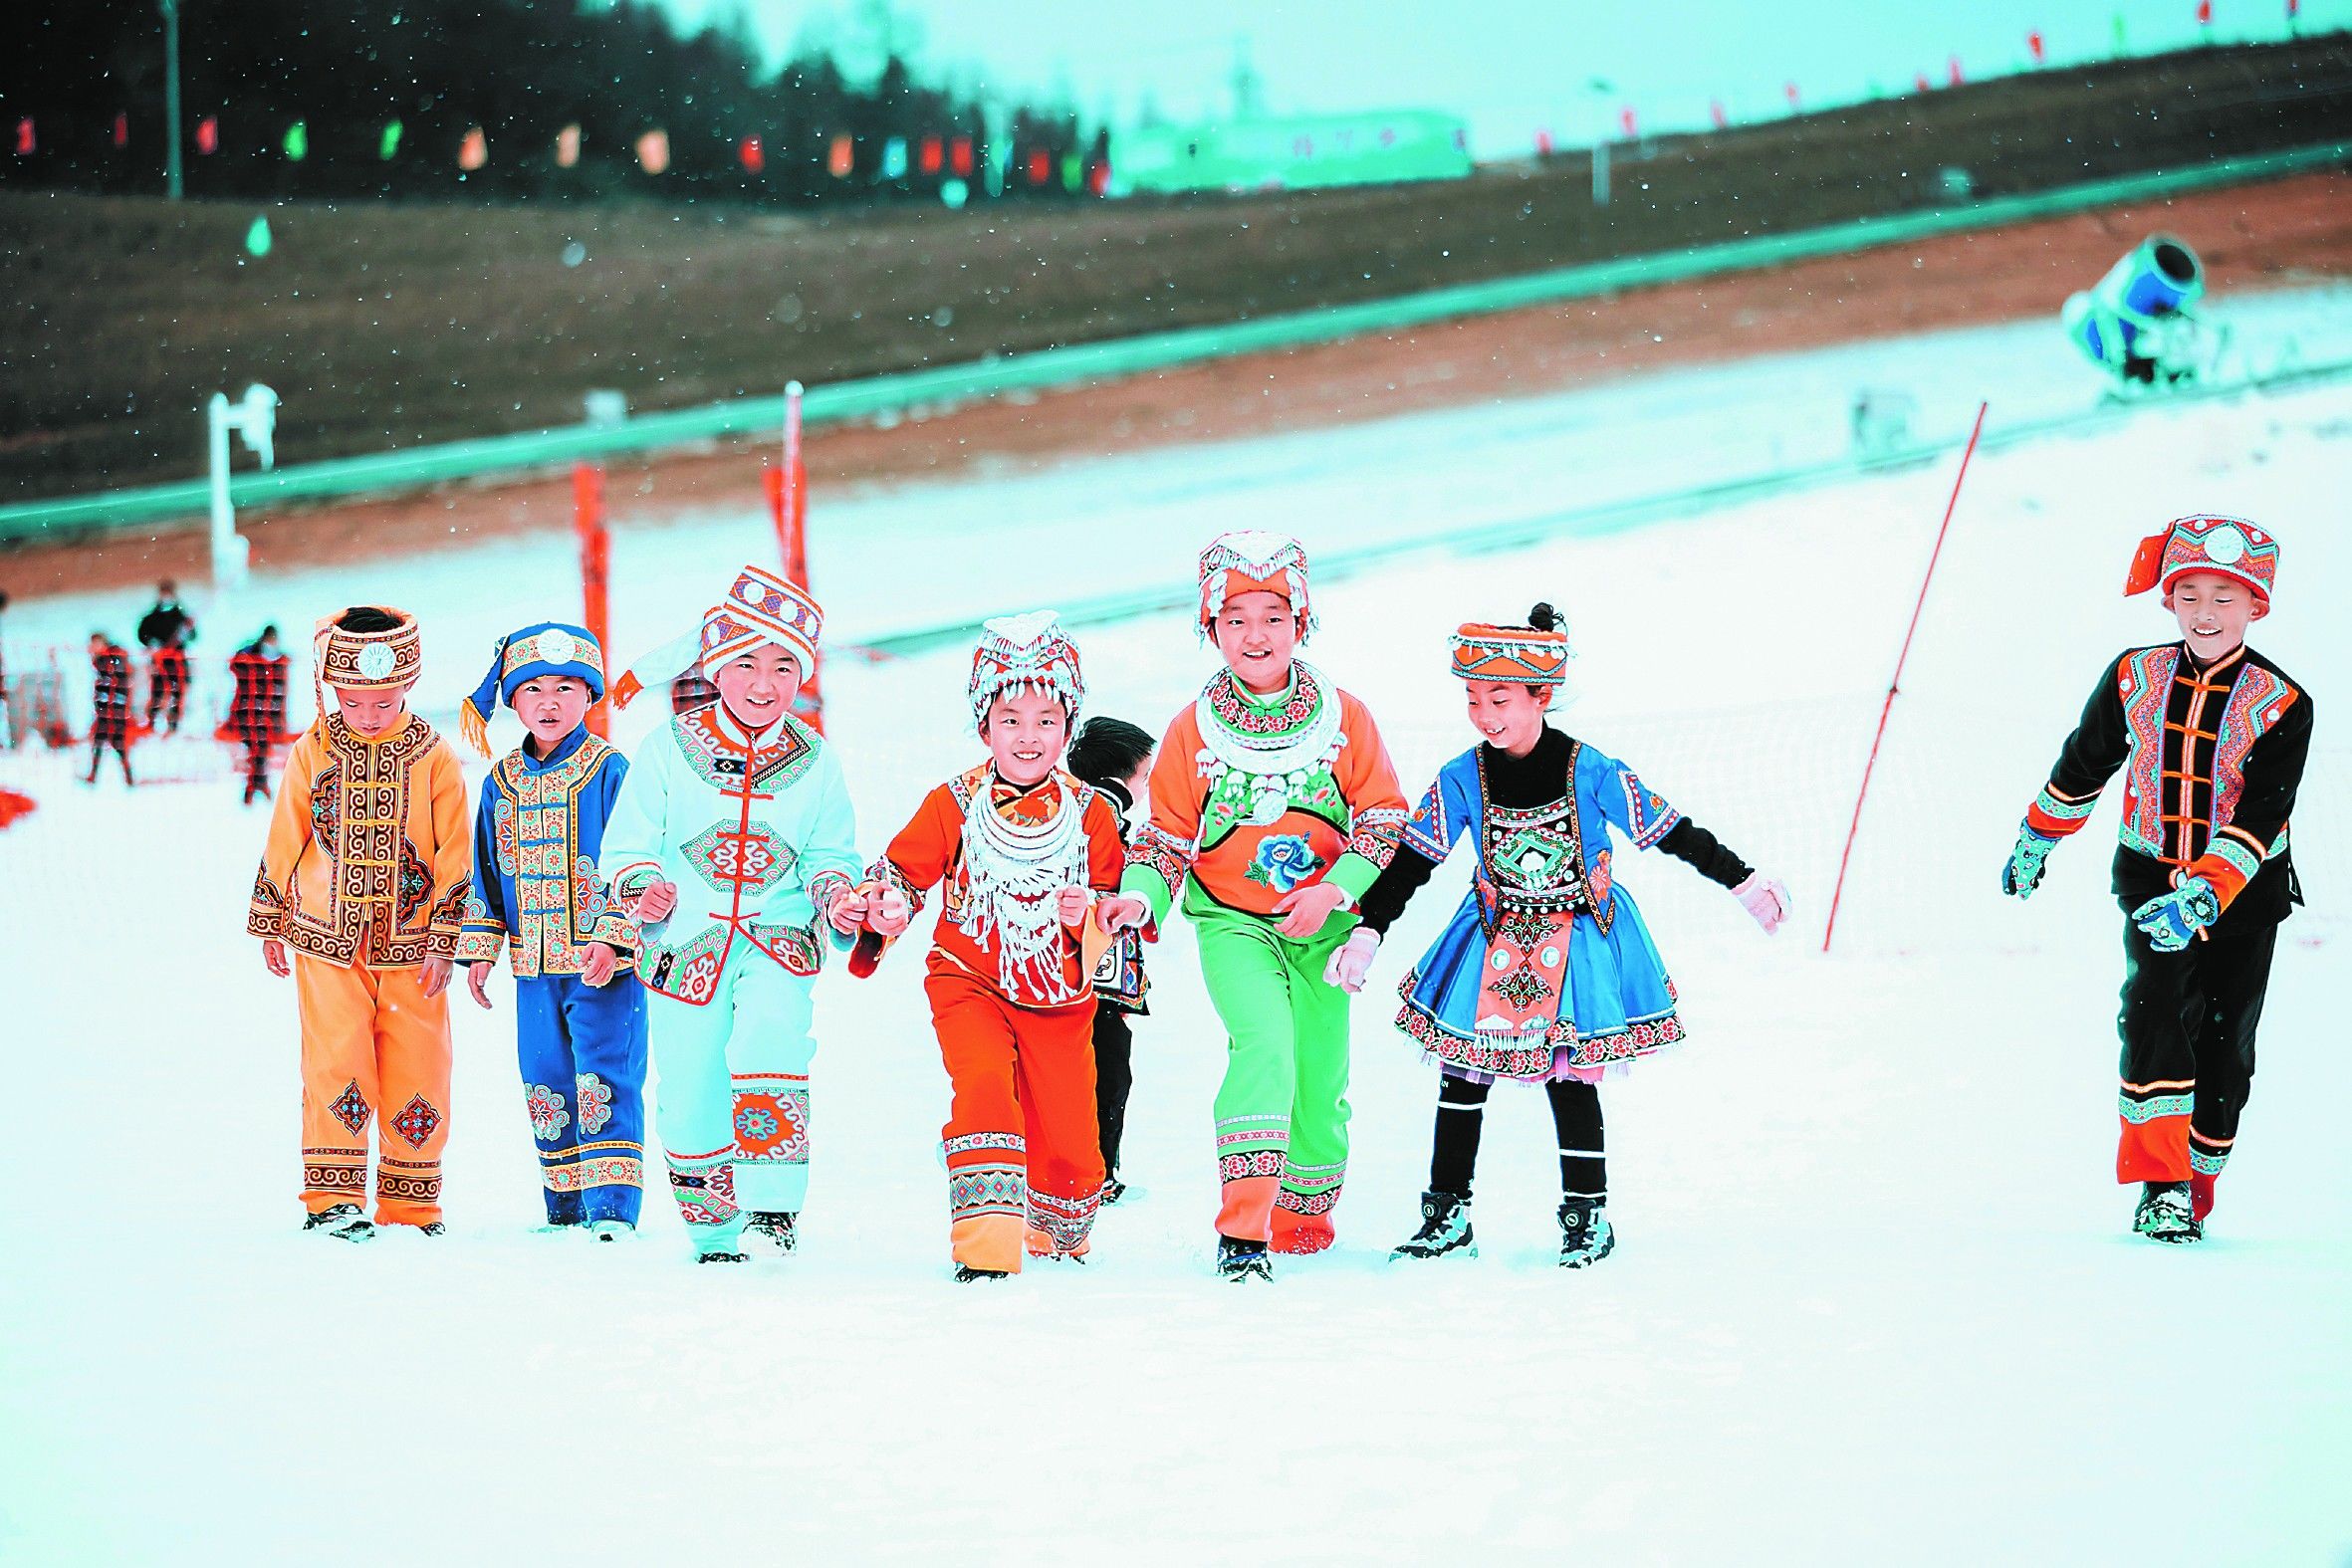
top-left (379, 120), bottom-right (402, 160)
top-left (245, 216), bottom-right (272, 256)
top-left (283, 120), bottom-right (307, 160)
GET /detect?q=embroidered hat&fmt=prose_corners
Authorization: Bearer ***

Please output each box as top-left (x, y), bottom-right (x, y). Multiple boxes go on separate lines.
top-left (1450, 619), bottom-right (1572, 686)
top-left (459, 622), bottom-right (606, 756)
top-left (310, 606), bottom-right (421, 730)
top-left (1198, 531), bottom-right (1313, 638)
top-left (968, 610), bottom-right (1084, 729)
top-left (611, 562), bottom-right (823, 711)
top-left (2124, 514), bottom-right (2278, 609)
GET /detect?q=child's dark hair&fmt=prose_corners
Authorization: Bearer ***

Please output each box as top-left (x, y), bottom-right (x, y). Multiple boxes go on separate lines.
top-left (336, 605), bottom-right (403, 633)
top-left (1525, 602), bottom-right (1559, 699)
top-left (1067, 716), bottom-right (1156, 787)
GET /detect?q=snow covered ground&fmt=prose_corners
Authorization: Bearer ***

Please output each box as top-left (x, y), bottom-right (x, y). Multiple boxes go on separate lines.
top-left (2, 304), bottom-right (2348, 1564)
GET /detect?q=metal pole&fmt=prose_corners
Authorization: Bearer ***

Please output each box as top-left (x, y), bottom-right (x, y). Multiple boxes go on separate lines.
top-left (161, 0), bottom-right (183, 200)
top-left (207, 393), bottom-right (237, 585)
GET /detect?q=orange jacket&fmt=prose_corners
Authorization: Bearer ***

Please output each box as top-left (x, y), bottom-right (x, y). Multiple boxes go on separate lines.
top-left (1122, 663), bottom-right (1407, 923)
top-left (873, 763), bottom-right (1126, 1009)
top-left (247, 712), bottom-right (472, 969)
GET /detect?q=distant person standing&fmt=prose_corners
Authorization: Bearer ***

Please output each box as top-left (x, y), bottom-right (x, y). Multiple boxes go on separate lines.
top-left (226, 625), bottom-right (292, 804)
top-left (137, 579), bottom-right (198, 734)
top-left (86, 632), bottom-right (135, 785)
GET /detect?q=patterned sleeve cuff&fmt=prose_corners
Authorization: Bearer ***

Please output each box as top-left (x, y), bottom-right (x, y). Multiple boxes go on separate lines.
top-left (864, 856), bottom-right (927, 918)
top-left (422, 930), bottom-right (459, 961)
top-left (2189, 829), bottom-right (2265, 909)
top-left (588, 913), bottom-right (639, 955)
top-left (2024, 784), bottom-right (2098, 839)
top-left (1125, 825), bottom-right (1191, 918)
top-left (606, 860), bottom-right (662, 917)
top-left (248, 866), bottom-right (289, 939)
top-left (426, 878), bottom-right (472, 941)
top-left (1620, 773), bottom-right (1683, 851)
top-left (1118, 862), bottom-right (1177, 928)
top-left (453, 927), bottom-right (506, 965)
top-left (1344, 805), bottom-right (1407, 872)
top-left (806, 869), bottom-right (857, 950)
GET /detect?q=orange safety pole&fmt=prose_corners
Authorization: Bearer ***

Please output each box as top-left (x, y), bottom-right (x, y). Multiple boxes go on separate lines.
top-left (1821, 401), bottom-right (1988, 954)
top-left (768, 379), bottom-right (823, 733)
top-left (573, 463), bottom-right (612, 738)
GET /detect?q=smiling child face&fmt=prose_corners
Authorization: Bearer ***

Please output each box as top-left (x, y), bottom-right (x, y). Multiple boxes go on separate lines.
top-left (983, 688), bottom-right (1069, 786)
top-left (713, 644), bottom-right (802, 730)
top-left (2166, 571), bottom-right (2262, 662)
top-left (1211, 590), bottom-right (1299, 694)
top-left (1463, 679), bottom-right (1548, 754)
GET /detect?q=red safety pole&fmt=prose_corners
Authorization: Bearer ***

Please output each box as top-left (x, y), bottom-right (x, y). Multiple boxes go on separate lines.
top-left (573, 463), bottom-right (611, 738)
top-left (766, 379), bottom-right (823, 733)
top-left (1821, 401), bottom-right (1989, 954)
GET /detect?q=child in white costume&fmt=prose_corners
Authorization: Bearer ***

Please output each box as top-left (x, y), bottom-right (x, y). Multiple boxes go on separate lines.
top-left (600, 564), bottom-right (863, 1261)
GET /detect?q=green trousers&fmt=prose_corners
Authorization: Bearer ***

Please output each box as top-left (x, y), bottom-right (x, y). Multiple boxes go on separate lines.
top-left (1190, 888), bottom-right (1357, 1247)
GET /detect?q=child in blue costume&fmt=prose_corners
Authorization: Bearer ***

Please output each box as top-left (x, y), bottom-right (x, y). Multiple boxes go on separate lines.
top-left (1333, 604), bottom-right (1791, 1266)
top-left (455, 623), bottom-right (648, 1237)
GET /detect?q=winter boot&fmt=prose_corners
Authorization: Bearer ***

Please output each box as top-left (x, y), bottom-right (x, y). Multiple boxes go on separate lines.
top-left (696, 1249), bottom-right (749, 1264)
top-left (2133, 1182), bottom-right (2203, 1243)
top-left (1556, 1198), bottom-right (1616, 1268)
top-left (744, 1211), bottom-right (798, 1256)
top-left (1390, 1189), bottom-right (1476, 1261)
top-left (586, 1219), bottom-right (633, 1243)
top-left (954, 1264), bottom-right (1012, 1283)
top-left (303, 1204), bottom-right (373, 1242)
top-left (1216, 1234), bottom-right (1274, 1282)
top-left (1101, 1178), bottom-right (1128, 1206)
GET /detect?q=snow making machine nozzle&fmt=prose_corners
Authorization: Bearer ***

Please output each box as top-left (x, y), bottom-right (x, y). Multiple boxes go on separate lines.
top-left (2062, 233), bottom-right (2226, 393)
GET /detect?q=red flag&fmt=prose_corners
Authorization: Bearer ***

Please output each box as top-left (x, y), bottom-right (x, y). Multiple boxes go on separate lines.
top-left (951, 135), bottom-right (973, 175)
top-left (1026, 148), bottom-right (1050, 184)
top-left (1618, 106), bottom-right (1638, 137)
top-left (2028, 30), bottom-right (2045, 63)
top-left (196, 115), bottom-right (218, 154)
top-left (1709, 100), bottom-right (1729, 129)
top-left (739, 134), bottom-right (764, 172)
top-left (1915, 73), bottom-right (1933, 93)
top-left (12, 118), bottom-right (32, 156)
top-left (1533, 127), bottom-right (1553, 155)
top-left (113, 112), bottom-right (129, 148)
top-left (1948, 56), bottom-right (1966, 86)
top-left (1783, 82), bottom-right (1800, 110)
top-left (919, 134), bottom-right (942, 174)
top-left (2196, 0), bottom-right (2212, 21)
top-left (1087, 161), bottom-right (1109, 196)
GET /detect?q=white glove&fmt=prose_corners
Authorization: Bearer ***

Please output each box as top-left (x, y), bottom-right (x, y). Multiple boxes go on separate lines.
top-left (1733, 873), bottom-right (1790, 936)
top-left (1324, 928), bottom-right (1381, 993)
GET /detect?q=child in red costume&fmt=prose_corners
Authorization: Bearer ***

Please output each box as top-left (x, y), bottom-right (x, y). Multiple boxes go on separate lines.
top-left (850, 613), bottom-right (1127, 1280)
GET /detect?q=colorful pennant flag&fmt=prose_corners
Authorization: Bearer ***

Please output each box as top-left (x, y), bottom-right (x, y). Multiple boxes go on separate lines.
top-left (556, 123), bottom-right (582, 168)
top-left (880, 136), bottom-right (908, 178)
top-left (459, 127), bottom-right (488, 171)
top-left (12, 118), bottom-right (31, 156)
top-left (283, 120), bottom-right (307, 160)
top-left (245, 216), bottom-right (272, 256)
top-left (740, 134), bottom-right (764, 172)
top-left (827, 133), bottom-right (853, 177)
top-left (634, 128), bottom-right (670, 175)
top-left (196, 116), bottom-right (218, 154)
top-left (113, 112), bottom-right (129, 148)
top-left (380, 120), bottom-right (403, 159)
top-left (919, 134), bottom-right (942, 174)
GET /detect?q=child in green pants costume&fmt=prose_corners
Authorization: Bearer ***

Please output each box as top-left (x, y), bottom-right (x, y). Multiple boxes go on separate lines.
top-left (1098, 532), bottom-right (1407, 1281)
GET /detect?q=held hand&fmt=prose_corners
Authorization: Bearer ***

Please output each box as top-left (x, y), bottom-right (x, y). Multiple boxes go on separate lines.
top-left (2001, 825), bottom-right (2056, 900)
top-left (467, 961), bottom-right (497, 1008)
top-left (262, 938), bottom-right (290, 979)
top-left (418, 957), bottom-right (454, 1000)
top-left (1057, 885), bottom-right (1091, 926)
top-left (1732, 873), bottom-right (1791, 936)
top-left (2132, 877), bottom-right (2220, 954)
top-left (824, 886), bottom-right (868, 936)
top-left (1272, 880), bottom-right (1349, 941)
top-left (580, 943), bottom-right (620, 988)
top-left (868, 886), bottom-right (912, 939)
top-left (1323, 928), bottom-right (1381, 993)
top-left (635, 878), bottom-right (679, 923)
top-left (1094, 895), bottom-right (1148, 935)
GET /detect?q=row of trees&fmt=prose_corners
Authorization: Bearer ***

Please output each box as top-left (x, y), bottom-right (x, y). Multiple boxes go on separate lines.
top-left (0, 0), bottom-right (1097, 203)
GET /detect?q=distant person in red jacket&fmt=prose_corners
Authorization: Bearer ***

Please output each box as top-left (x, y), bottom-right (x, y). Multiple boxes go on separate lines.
top-left (227, 625), bottom-right (292, 804)
top-left (137, 580), bottom-right (198, 734)
top-left (85, 632), bottom-right (135, 786)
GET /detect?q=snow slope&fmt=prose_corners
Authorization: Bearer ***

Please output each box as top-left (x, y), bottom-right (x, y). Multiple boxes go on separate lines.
top-left (2, 313), bottom-right (2347, 1565)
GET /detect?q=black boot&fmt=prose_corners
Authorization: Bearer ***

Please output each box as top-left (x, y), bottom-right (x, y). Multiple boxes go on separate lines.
top-left (2132, 1182), bottom-right (2202, 1243)
top-left (1556, 1197), bottom-right (1616, 1268)
top-left (1390, 1189), bottom-right (1476, 1261)
top-left (744, 1211), bottom-right (798, 1256)
top-left (1216, 1234), bottom-right (1274, 1282)
top-left (954, 1264), bottom-right (1012, 1283)
top-left (303, 1204), bottom-right (373, 1242)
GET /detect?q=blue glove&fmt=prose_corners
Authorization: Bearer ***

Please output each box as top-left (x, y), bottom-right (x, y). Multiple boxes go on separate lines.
top-left (2000, 824), bottom-right (2056, 899)
top-left (2132, 878), bottom-right (2220, 954)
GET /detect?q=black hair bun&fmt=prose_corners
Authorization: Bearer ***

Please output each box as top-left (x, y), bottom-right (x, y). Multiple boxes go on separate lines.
top-left (1527, 602), bottom-right (1558, 632)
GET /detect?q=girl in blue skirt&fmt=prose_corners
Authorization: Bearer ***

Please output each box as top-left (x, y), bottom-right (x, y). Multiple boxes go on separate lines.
top-left (1329, 605), bottom-right (1789, 1265)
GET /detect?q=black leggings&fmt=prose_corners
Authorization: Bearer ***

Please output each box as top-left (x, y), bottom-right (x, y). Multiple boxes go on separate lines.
top-left (1429, 1071), bottom-right (1604, 1201)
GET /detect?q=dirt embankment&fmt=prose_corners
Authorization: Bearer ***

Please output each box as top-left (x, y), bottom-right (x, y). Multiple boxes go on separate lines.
top-left (2, 35), bottom-right (2347, 505)
top-left (6, 164), bottom-right (2346, 606)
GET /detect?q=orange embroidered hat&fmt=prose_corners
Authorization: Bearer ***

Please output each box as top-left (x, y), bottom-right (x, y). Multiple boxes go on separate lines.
top-left (2124, 514), bottom-right (2278, 608)
top-left (1450, 619), bottom-right (1571, 685)
top-left (1198, 531), bottom-right (1313, 637)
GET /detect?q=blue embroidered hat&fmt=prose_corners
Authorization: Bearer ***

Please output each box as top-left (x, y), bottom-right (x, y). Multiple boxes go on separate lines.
top-left (460, 622), bottom-right (605, 755)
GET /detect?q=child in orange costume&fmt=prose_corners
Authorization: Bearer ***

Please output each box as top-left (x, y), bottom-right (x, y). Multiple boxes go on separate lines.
top-left (247, 606), bottom-right (472, 1240)
top-left (852, 613), bottom-right (1127, 1280)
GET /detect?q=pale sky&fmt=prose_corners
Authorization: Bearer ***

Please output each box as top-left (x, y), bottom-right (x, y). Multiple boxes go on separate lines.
top-left (649, 0), bottom-right (2347, 156)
